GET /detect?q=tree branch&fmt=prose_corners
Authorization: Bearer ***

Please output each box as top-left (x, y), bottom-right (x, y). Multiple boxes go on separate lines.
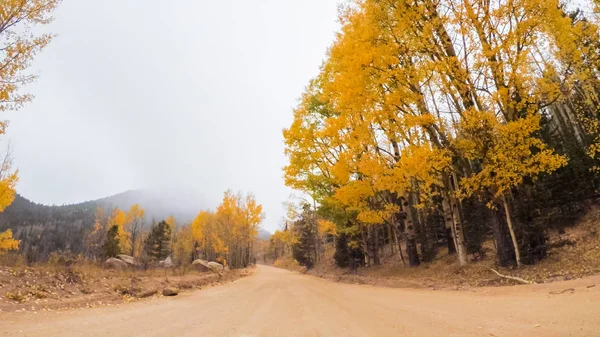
top-left (490, 268), bottom-right (535, 284)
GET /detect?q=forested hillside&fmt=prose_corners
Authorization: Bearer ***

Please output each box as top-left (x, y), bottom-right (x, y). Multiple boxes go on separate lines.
top-left (0, 192), bottom-right (270, 263)
top-left (277, 0), bottom-right (600, 272)
top-left (0, 195), bottom-right (96, 262)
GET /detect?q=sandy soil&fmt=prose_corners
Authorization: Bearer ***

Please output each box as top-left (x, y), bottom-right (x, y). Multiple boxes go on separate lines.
top-left (1, 265), bottom-right (598, 337)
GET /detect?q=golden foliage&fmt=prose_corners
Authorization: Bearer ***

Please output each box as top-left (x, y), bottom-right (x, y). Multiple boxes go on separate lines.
top-left (0, 153), bottom-right (18, 212)
top-left (173, 191), bottom-right (264, 268)
top-left (172, 226), bottom-right (193, 266)
top-left (317, 219), bottom-right (337, 236)
top-left (125, 204), bottom-right (145, 257)
top-left (106, 208), bottom-right (129, 254)
top-left (282, 0), bottom-right (596, 264)
top-left (126, 204), bottom-right (145, 224)
top-left (0, 0), bottom-right (59, 260)
top-left (191, 211), bottom-right (211, 244)
top-left (165, 215), bottom-right (176, 230)
top-left (0, 0), bottom-right (61, 113)
top-left (0, 229), bottom-right (19, 253)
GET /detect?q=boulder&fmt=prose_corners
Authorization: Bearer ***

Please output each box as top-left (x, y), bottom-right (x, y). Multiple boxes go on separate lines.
top-left (162, 287), bottom-right (179, 296)
top-left (192, 259), bottom-right (209, 267)
top-left (136, 289), bottom-right (158, 298)
top-left (207, 261), bottom-right (224, 275)
top-left (158, 256), bottom-right (173, 268)
top-left (192, 259), bottom-right (210, 271)
top-left (104, 257), bottom-right (128, 270)
top-left (116, 254), bottom-right (138, 266)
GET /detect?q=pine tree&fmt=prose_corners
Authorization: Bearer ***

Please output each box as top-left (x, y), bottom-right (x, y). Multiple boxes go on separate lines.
top-left (144, 221), bottom-right (171, 261)
top-left (291, 217), bottom-right (317, 269)
top-left (102, 225), bottom-right (120, 259)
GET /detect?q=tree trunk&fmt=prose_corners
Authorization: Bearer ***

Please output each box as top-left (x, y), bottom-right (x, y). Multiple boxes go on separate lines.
top-left (442, 172), bottom-right (468, 266)
top-left (130, 236), bottom-right (136, 257)
top-left (413, 189), bottom-right (436, 262)
top-left (379, 227), bottom-right (385, 258)
top-left (451, 172), bottom-right (468, 266)
top-left (489, 206), bottom-right (516, 266)
top-left (502, 193), bottom-right (521, 267)
top-left (371, 226), bottom-right (381, 266)
top-left (442, 197), bottom-right (457, 254)
top-left (361, 226), bottom-right (371, 267)
top-left (314, 220), bottom-right (319, 265)
top-left (446, 227), bottom-right (456, 254)
top-left (392, 225), bottom-right (405, 266)
top-left (451, 196), bottom-right (468, 266)
top-left (401, 196), bottom-right (420, 267)
top-left (442, 193), bottom-right (458, 252)
top-left (376, 227), bottom-right (382, 265)
top-left (405, 236), bottom-right (420, 267)
top-left (386, 222), bottom-right (394, 255)
top-left (417, 210), bottom-right (437, 262)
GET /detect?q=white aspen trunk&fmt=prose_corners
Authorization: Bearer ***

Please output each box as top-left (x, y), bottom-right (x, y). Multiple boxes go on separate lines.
top-left (442, 187), bottom-right (467, 265)
top-left (502, 193), bottom-right (522, 267)
top-left (402, 194), bottom-right (420, 267)
top-left (451, 196), bottom-right (468, 266)
top-left (449, 172), bottom-right (468, 266)
top-left (361, 226), bottom-right (370, 267)
top-left (441, 196), bottom-right (458, 250)
top-left (392, 225), bottom-right (405, 265)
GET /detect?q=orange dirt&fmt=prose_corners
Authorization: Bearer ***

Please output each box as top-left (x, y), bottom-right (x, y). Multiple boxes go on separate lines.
top-left (1, 265), bottom-right (598, 337)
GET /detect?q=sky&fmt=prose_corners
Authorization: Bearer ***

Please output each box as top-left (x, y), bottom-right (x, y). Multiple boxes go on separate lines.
top-left (5, 1), bottom-right (341, 233)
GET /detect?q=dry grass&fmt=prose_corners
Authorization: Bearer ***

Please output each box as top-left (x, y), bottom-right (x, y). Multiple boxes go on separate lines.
top-left (273, 257), bottom-right (307, 273)
top-left (4, 290), bottom-right (28, 303)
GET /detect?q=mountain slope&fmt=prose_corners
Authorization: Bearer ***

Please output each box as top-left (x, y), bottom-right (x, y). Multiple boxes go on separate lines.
top-left (0, 195), bottom-right (97, 261)
top-left (0, 190), bottom-right (271, 262)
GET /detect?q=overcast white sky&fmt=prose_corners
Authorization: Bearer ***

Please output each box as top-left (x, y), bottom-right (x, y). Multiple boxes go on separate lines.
top-left (5, 1), bottom-right (340, 232)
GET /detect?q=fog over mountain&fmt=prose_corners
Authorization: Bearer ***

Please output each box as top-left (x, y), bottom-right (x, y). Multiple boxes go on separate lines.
top-left (6, 0), bottom-right (340, 234)
top-left (95, 189), bottom-right (211, 224)
top-left (94, 188), bottom-right (271, 239)
top-left (0, 189), bottom-right (272, 262)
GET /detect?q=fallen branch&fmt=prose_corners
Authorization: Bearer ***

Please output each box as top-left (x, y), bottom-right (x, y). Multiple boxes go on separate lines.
top-left (490, 268), bottom-right (535, 285)
top-left (549, 288), bottom-right (574, 295)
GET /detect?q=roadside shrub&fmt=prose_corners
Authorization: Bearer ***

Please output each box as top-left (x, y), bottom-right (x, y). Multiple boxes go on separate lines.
top-left (4, 290), bottom-right (28, 303)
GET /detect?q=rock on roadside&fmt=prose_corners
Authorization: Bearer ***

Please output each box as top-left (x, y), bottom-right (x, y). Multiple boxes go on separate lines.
top-left (207, 262), bottom-right (224, 275)
top-left (162, 287), bottom-right (179, 296)
top-left (116, 255), bottom-right (139, 267)
top-left (192, 259), bottom-right (210, 272)
top-left (104, 258), bottom-right (128, 270)
top-left (136, 289), bottom-right (158, 298)
top-left (159, 256), bottom-right (174, 268)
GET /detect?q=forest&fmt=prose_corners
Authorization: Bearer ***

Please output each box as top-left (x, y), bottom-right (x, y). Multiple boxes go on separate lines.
top-left (0, 191), bottom-right (264, 270)
top-left (0, 195), bottom-right (97, 262)
top-left (275, 0), bottom-right (600, 271)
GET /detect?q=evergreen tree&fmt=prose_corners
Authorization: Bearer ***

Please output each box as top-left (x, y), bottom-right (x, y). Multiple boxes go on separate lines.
top-left (333, 233), bottom-right (350, 268)
top-left (144, 220), bottom-right (171, 261)
top-left (102, 225), bottom-right (121, 258)
top-left (291, 205), bottom-right (318, 269)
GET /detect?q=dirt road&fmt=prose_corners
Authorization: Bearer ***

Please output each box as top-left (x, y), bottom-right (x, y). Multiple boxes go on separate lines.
top-left (1, 265), bottom-right (599, 337)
